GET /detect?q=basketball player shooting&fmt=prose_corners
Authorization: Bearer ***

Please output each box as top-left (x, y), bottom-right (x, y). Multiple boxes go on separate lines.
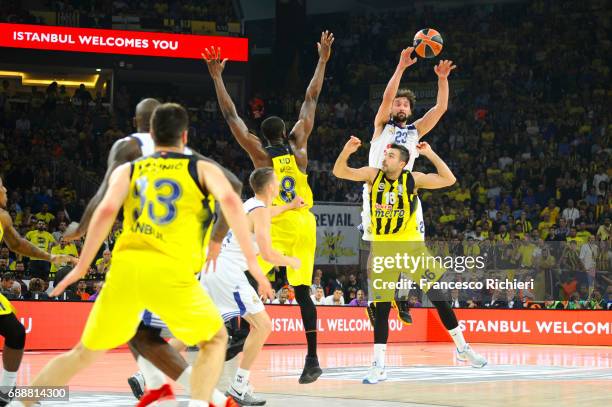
top-left (203, 30), bottom-right (334, 384)
top-left (360, 47), bottom-right (457, 381)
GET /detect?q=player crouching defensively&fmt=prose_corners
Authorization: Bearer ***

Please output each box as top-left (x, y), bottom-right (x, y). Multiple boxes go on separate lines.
top-left (333, 137), bottom-right (487, 384)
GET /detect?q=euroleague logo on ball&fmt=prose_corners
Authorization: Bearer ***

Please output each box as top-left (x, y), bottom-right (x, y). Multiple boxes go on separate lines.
top-left (413, 28), bottom-right (443, 58)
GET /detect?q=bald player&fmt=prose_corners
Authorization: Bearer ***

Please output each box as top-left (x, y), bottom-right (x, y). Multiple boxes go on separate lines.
top-left (65, 98), bottom-right (242, 406)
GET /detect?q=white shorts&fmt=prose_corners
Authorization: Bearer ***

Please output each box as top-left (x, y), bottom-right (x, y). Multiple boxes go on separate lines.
top-left (200, 255), bottom-right (265, 322)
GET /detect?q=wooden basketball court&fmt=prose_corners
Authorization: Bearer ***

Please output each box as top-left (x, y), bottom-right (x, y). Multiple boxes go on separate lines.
top-left (10, 342), bottom-right (611, 406)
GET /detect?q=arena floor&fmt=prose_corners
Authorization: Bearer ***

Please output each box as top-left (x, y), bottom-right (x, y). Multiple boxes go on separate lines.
top-left (12, 343), bottom-right (612, 406)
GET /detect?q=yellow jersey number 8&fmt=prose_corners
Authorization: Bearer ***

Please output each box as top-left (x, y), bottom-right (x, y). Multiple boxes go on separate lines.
top-left (133, 177), bottom-right (182, 225)
top-left (279, 176), bottom-right (296, 203)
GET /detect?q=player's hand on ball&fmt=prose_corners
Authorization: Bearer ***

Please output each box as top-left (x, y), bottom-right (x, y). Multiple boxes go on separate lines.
top-left (204, 240), bottom-right (222, 273)
top-left (317, 30), bottom-right (334, 62)
top-left (343, 135), bottom-right (362, 153)
top-left (434, 60), bottom-right (456, 79)
top-left (398, 47), bottom-right (418, 69)
top-left (202, 47), bottom-right (227, 78)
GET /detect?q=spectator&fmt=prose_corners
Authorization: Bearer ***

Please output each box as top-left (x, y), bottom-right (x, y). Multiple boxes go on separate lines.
top-left (272, 287), bottom-right (296, 305)
top-left (95, 249), bottom-right (112, 275)
top-left (75, 281), bottom-right (90, 301)
top-left (344, 273), bottom-right (361, 302)
top-left (89, 281), bottom-right (104, 301)
top-left (348, 289), bottom-right (367, 306)
top-left (73, 83), bottom-right (93, 106)
top-left (506, 289), bottom-right (523, 309)
top-left (589, 291), bottom-right (605, 310)
top-left (310, 275), bottom-right (322, 294)
top-left (52, 221), bottom-right (68, 242)
top-left (596, 217), bottom-right (610, 241)
top-left (24, 220), bottom-right (55, 280)
top-left (310, 287), bottom-right (325, 306)
top-left (561, 199), bottom-right (580, 226)
top-left (449, 288), bottom-right (465, 308)
top-left (0, 272), bottom-right (17, 299)
top-left (408, 294), bottom-right (422, 308)
top-left (24, 278), bottom-right (49, 300)
top-left (50, 236), bottom-right (79, 277)
top-left (579, 236), bottom-right (598, 292)
top-left (35, 203), bottom-right (55, 224)
top-left (324, 288), bottom-right (345, 306)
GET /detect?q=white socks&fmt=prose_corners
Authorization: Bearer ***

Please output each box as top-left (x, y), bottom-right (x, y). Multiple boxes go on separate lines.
top-left (177, 366), bottom-right (192, 393)
top-left (373, 344), bottom-right (386, 369)
top-left (233, 367), bottom-right (250, 391)
top-left (449, 326), bottom-right (467, 351)
top-left (136, 356), bottom-right (166, 390)
top-left (177, 365), bottom-right (226, 406)
top-left (188, 401), bottom-right (209, 407)
top-left (1, 369), bottom-right (17, 388)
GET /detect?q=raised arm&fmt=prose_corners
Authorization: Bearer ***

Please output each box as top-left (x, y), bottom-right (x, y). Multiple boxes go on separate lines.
top-left (64, 137), bottom-right (141, 240)
top-left (250, 207), bottom-right (300, 269)
top-left (332, 136), bottom-right (379, 183)
top-left (411, 142), bottom-right (457, 189)
top-left (203, 47), bottom-right (268, 166)
top-left (373, 47), bottom-right (417, 140)
top-left (199, 160), bottom-right (275, 300)
top-left (51, 163), bottom-right (131, 296)
top-left (290, 31), bottom-right (334, 150)
top-left (413, 60), bottom-right (456, 138)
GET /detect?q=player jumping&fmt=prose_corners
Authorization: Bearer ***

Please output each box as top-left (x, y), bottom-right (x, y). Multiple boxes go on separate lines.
top-left (203, 31), bottom-right (334, 383)
top-left (335, 138), bottom-right (487, 385)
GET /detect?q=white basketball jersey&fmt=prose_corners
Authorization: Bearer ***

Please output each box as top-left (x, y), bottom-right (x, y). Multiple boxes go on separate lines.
top-left (127, 132), bottom-right (193, 156)
top-left (362, 121), bottom-right (425, 241)
top-left (216, 197), bottom-right (265, 272)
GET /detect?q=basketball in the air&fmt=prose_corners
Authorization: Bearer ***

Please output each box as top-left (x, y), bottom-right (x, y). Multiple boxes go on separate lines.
top-left (413, 28), bottom-right (444, 58)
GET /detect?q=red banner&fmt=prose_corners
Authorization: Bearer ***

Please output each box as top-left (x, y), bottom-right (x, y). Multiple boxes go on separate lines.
top-left (266, 305), bottom-right (427, 345)
top-left (433, 308), bottom-right (612, 346)
top-left (1, 302), bottom-right (610, 350)
top-left (0, 23), bottom-right (248, 61)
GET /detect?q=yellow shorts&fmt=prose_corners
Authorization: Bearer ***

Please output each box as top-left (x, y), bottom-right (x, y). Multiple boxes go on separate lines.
top-left (369, 240), bottom-right (447, 302)
top-left (82, 251), bottom-right (223, 351)
top-left (258, 209), bottom-right (316, 287)
top-left (0, 293), bottom-right (15, 316)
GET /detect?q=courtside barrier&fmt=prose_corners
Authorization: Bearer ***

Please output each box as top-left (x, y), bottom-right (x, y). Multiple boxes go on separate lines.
top-left (3, 302), bottom-right (611, 350)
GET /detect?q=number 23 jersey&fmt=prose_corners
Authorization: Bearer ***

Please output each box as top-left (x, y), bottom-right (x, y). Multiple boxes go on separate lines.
top-left (115, 151), bottom-right (215, 274)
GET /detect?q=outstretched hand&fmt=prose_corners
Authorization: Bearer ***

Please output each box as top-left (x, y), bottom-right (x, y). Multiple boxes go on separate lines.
top-left (317, 30), bottom-right (334, 62)
top-left (434, 60), bottom-right (456, 79)
top-left (343, 135), bottom-right (362, 154)
top-left (202, 47), bottom-right (228, 78)
top-left (398, 47), bottom-right (418, 69)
